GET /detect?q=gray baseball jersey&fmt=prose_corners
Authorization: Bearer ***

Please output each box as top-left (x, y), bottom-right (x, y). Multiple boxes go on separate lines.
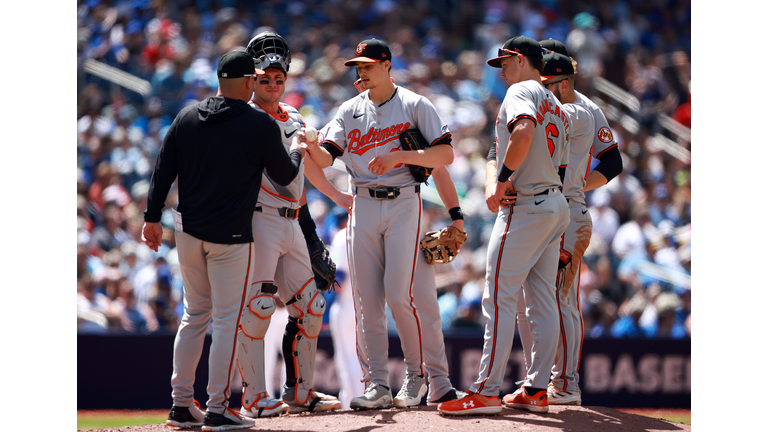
top-left (320, 85), bottom-right (451, 390)
top-left (575, 90), bottom-right (618, 173)
top-left (560, 103), bottom-right (595, 205)
top-left (323, 86), bottom-right (450, 188)
top-left (249, 101), bottom-right (305, 209)
top-left (494, 80), bottom-right (569, 195)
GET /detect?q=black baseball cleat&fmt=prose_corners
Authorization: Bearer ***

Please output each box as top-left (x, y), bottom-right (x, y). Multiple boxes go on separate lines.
top-left (427, 388), bottom-right (468, 406)
top-left (201, 407), bottom-right (255, 431)
top-left (166, 400), bottom-right (205, 428)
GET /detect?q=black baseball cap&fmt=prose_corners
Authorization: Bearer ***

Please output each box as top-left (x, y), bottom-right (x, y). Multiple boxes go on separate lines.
top-left (344, 39), bottom-right (392, 67)
top-left (487, 36), bottom-right (544, 68)
top-left (541, 53), bottom-right (575, 80)
top-left (217, 50), bottom-right (265, 78)
top-left (539, 39), bottom-right (569, 57)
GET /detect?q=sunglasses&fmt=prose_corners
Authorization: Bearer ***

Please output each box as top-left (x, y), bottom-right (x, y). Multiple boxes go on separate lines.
top-left (498, 48), bottom-right (521, 57)
top-left (544, 79), bottom-right (567, 88)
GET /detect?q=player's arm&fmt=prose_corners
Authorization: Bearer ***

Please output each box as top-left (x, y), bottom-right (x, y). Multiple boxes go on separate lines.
top-left (300, 131), bottom-right (334, 169)
top-left (431, 166), bottom-right (464, 242)
top-left (142, 120), bottom-right (180, 252)
top-left (585, 146), bottom-right (622, 191)
top-left (263, 118), bottom-right (305, 186)
top-left (485, 145), bottom-right (500, 213)
top-left (492, 118), bottom-right (535, 201)
top-left (304, 155), bottom-right (354, 214)
top-left (368, 137), bottom-right (453, 175)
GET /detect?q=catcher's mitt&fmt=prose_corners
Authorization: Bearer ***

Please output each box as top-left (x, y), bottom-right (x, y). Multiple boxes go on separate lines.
top-left (420, 226), bottom-right (468, 265)
top-left (399, 128), bottom-right (433, 184)
top-left (308, 240), bottom-right (337, 292)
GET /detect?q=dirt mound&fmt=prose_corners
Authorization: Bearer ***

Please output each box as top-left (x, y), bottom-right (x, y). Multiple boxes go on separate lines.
top-left (80, 405), bottom-right (691, 431)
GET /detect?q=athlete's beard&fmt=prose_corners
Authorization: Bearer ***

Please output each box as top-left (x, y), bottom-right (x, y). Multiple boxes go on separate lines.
top-left (551, 85), bottom-right (562, 101)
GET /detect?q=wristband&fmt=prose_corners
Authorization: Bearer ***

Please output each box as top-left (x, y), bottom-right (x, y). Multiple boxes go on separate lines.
top-left (497, 164), bottom-right (515, 183)
top-left (448, 207), bottom-right (464, 221)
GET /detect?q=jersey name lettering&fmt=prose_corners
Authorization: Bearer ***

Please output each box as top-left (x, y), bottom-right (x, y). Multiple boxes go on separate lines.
top-left (348, 122), bottom-right (411, 155)
top-left (535, 99), bottom-right (570, 134)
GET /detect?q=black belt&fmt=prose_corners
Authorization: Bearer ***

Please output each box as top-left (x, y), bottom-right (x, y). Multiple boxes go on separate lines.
top-left (534, 187), bottom-right (556, 197)
top-left (254, 206), bottom-right (299, 219)
top-left (355, 185), bottom-right (420, 200)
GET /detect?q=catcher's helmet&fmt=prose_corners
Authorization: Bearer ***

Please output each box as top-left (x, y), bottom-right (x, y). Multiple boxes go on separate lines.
top-left (246, 31), bottom-right (291, 73)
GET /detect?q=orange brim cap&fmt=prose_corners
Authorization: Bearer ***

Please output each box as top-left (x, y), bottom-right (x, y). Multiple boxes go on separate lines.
top-left (344, 57), bottom-right (381, 67)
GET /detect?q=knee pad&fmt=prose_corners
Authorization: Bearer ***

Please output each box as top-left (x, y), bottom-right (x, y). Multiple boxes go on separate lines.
top-left (240, 282), bottom-right (278, 340)
top-left (285, 279), bottom-right (326, 338)
top-left (282, 279), bottom-right (326, 395)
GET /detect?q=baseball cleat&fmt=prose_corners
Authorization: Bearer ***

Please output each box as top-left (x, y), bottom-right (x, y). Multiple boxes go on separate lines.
top-left (201, 407), bottom-right (255, 431)
top-left (437, 391), bottom-right (502, 416)
top-left (502, 387), bottom-right (549, 413)
top-left (282, 388), bottom-right (341, 413)
top-left (393, 373), bottom-right (427, 408)
top-left (166, 400), bottom-right (205, 428)
top-left (350, 383), bottom-right (393, 410)
top-left (547, 383), bottom-right (581, 406)
top-left (427, 388), bottom-right (467, 406)
top-left (239, 393), bottom-right (290, 418)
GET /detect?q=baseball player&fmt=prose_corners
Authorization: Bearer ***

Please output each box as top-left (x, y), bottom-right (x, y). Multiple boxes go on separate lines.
top-left (235, 31), bottom-right (340, 418)
top-left (512, 41), bottom-right (623, 406)
top-left (300, 38), bottom-right (456, 410)
top-left (144, 50), bottom-right (304, 431)
top-left (344, 76), bottom-right (467, 406)
top-left (438, 36), bottom-right (570, 416)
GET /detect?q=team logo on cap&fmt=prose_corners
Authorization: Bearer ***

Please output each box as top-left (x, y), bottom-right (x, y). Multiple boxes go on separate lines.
top-left (598, 127), bottom-right (613, 143)
top-left (356, 43), bottom-right (367, 55)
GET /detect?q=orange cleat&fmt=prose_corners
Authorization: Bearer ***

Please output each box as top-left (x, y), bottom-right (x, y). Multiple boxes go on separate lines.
top-left (437, 391), bottom-right (502, 416)
top-left (502, 387), bottom-right (549, 413)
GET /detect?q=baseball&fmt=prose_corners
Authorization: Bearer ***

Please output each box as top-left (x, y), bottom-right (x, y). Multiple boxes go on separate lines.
top-left (304, 127), bottom-right (317, 142)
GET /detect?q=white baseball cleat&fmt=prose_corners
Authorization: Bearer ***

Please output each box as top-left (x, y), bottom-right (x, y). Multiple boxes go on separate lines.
top-left (393, 373), bottom-right (427, 408)
top-left (547, 383), bottom-right (582, 406)
top-left (350, 383), bottom-right (393, 410)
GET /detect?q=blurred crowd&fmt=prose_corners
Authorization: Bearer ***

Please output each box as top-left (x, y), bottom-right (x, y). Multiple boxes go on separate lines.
top-left (77, 0), bottom-right (691, 339)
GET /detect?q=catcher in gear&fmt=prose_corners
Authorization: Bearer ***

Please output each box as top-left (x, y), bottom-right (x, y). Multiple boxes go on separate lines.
top-left (420, 226), bottom-right (467, 265)
top-left (236, 31), bottom-right (340, 419)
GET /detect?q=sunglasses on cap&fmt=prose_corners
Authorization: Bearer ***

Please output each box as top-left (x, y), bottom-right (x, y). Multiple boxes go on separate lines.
top-left (544, 79), bottom-right (568, 88)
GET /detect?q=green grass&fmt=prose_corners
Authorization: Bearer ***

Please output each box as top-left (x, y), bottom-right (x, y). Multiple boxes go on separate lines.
top-left (77, 411), bottom-right (167, 430)
top-left (616, 409), bottom-right (691, 425)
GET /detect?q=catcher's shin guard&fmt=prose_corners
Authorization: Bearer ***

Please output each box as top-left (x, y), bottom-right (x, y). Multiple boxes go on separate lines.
top-left (238, 282), bottom-right (278, 409)
top-left (282, 278), bottom-right (326, 403)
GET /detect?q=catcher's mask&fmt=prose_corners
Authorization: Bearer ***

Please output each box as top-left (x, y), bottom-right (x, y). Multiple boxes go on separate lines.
top-left (246, 31), bottom-right (291, 73)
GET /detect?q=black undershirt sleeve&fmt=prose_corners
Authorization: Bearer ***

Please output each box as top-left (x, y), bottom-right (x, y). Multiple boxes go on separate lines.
top-left (487, 142), bottom-right (497, 162)
top-left (592, 146), bottom-right (623, 182)
top-left (320, 142), bottom-right (343, 161)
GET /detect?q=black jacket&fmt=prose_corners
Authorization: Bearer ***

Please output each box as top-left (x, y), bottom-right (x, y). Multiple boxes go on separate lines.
top-left (144, 96), bottom-right (302, 244)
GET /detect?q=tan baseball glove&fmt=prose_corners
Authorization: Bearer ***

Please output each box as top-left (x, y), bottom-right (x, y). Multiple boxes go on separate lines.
top-left (420, 226), bottom-right (468, 265)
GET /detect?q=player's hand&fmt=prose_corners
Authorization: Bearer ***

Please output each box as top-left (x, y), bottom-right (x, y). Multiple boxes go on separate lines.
top-left (332, 191), bottom-right (354, 215)
top-left (354, 78), bottom-right (364, 93)
top-left (368, 152), bottom-right (402, 175)
top-left (485, 182), bottom-right (500, 212)
top-left (298, 127), bottom-right (320, 146)
top-left (141, 222), bottom-right (163, 252)
top-left (448, 219), bottom-right (465, 251)
top-left (495, 180), bottom-right (517, 207)
top-left (291, 139), bottom-right (307, 157)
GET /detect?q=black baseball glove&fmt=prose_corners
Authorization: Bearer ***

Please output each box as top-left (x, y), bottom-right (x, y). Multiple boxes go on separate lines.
top-left (399, 128), bottom-right (433, 184)
top-left (307, 239), bottom-right (337, 292)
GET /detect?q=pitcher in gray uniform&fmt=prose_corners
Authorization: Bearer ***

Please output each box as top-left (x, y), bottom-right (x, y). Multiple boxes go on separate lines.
top-left (235, 32), bottom-right (341, 419)
top-left (301, 38), bottom-right (455, 410)
top-left (439, 36), bottom-right (570, 416)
